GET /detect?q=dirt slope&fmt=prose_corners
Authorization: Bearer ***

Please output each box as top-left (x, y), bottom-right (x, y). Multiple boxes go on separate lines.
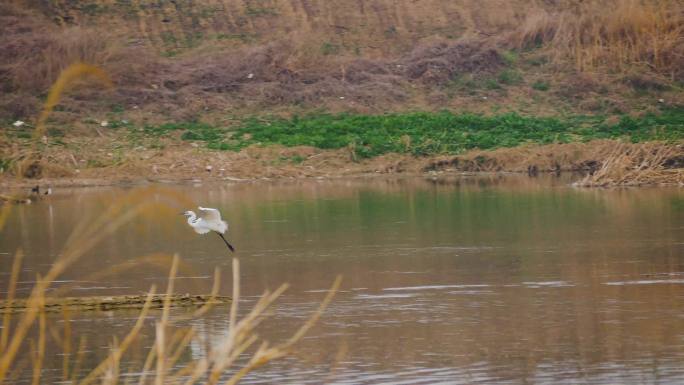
top-left (2, 0), bottom-right (682, 125)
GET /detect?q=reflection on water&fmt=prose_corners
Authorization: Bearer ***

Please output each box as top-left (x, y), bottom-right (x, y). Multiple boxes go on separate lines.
top-left (1, 175), bottom-right (683, 384)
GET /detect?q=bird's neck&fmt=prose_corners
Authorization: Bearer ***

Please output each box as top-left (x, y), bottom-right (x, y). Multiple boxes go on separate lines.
top-left (186, 211), bottom-right (197, 225)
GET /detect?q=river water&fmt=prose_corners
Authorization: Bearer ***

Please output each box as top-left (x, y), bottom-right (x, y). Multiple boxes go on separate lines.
top-left (1, 175), bottom-right (683, 384)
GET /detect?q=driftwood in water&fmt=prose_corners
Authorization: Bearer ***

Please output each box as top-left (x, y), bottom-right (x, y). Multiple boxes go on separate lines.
top-left (0, 294), bottom-right (231, 313)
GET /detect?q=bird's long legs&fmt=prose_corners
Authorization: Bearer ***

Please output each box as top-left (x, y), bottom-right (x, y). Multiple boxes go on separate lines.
top-left (214, 231), bottom-right (235, 252)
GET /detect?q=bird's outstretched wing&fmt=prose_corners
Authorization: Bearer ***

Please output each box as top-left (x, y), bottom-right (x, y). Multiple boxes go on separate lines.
top-left (198, 207), bottom-right (222, 222)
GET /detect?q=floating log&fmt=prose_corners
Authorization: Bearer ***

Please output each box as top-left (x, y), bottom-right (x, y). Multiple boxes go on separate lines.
top-left (0, 294), bottom-right (231, 313)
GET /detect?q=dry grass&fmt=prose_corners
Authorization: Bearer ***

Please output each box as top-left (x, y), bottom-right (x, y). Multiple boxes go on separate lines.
top-left (0, 2), bottom-right (152, 120)
top-left (2, 0), bottom-right (681, 122)
top-left (34, 63), bottom-right (112, 140)
top-left (575, 142), bottom-right (684, 187)
top-left (510, 0), bottom-right (684, 77)
top-left (2, 135), bottom-right (682, 188)
top-left (8, 62), bottom-right (112, 180)
top-left (0, 0), bottom-right (681, 188)
top-left (0, 187), bottom-right (341, 383)
top-left (424, 140), bottom-right (617, 173)
top-left (423, 140), bottom-right (684, 187)
top-left (0, 3), bottom-right (116, 94)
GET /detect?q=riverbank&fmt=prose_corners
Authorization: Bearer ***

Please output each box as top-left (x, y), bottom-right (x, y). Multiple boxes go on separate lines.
top-left (2, 109), bottom-right (683, 191)
top-left (1, 138), bottom-right (681, 192)
top-left (2, 1), bottom-right (683, 191)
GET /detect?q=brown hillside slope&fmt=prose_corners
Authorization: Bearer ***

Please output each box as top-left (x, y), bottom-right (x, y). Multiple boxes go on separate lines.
top-left (1, 0), bottom-right (682, 125)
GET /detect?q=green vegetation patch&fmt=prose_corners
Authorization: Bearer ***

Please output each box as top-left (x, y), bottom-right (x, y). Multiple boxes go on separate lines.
top-left (321, 42), bottom-right (341, 56)
top-left (134, 122), bottom-right (226, 142)
top-left (531, 80), bottom-right (550, 91)
top-left (139, 108), bottom-right (684, 158)
top-left (497, 69), bottom-right (523, 85)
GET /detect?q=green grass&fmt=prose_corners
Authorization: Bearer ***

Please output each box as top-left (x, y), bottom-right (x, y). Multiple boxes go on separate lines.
top-left (245, 6), bottom-right (278, 17)
top-left (532, 80), bottom-right (550, 91)
top-left (0, 157), bottom-right (12, 172)
top-left (321, 42), bottom-right (341, 56)
top-left (500, 50), bottom-right (519, 66)
top-left (136, 108), bottom-right (684, 158)
top-left (497, 69), bottom-right (523, 85)
top-left (140, 122), bottom-right (224, 141)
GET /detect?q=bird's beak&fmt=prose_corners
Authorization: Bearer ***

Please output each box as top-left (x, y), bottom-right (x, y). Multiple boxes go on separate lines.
top-left (178, 212), bottom-right (185, 215)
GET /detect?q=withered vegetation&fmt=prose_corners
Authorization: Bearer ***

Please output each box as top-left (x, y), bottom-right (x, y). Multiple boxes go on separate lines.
top-left (0, 188), bottom-right (341, 383)
top-left (1, 0), bottom-right (682, 121)
top-left (0, 0), bottom-right (682, 188)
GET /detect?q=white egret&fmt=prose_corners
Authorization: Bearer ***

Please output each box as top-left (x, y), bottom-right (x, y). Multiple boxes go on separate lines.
top-left (182, 207), bottom-right (235, 252)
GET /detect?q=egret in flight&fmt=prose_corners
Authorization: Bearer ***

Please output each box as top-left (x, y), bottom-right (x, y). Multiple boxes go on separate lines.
top-left (182, 207), bottom-right (235, 252)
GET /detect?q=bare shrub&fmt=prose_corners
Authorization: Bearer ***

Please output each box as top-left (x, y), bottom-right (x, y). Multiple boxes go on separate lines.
top-left (403, 39), bottom-right (504, 85)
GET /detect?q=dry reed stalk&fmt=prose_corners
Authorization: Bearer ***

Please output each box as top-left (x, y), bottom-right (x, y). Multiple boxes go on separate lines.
top-left (61, 308), bottom-right (72, 382)
top-left (0, 250), bottom-right (22, 353)
top-left (137, 340), bottom-right (158, 385)
top-left (0, 186), bottom-right (193, 382)
top-left (153, 254), bottom-right (179, 385)
top-left (30, 308), bottom-right (45, 385)
top-left (1, 189), bottom-right (341, 383)
top-left (12, 62), bottom-right (112, 179)
top-left (33, 62), bottom-right (112, 140)
top-left (576, 142), bottom-right (683, 187)
top-left (49, 253), bottom-right (194, 298)
top-left (76, 289), bottom-right (157, 385)
top-left (88, 257), bottom-right (338, 385)
top-left (0, 204), bottom-right (11, 231)
top-left (102, 337), bottom-right (120, 385)
top-left (166, 328), bottom-right (196, 371)
top-left (70, 336), bottom-right (88, 383)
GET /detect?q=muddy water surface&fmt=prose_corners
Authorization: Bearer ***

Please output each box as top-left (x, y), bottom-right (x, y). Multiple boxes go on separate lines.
top-left (1, 175), bottom-right (683, 384)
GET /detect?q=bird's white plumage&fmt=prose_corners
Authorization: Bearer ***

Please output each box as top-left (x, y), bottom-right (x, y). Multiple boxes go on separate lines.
top-left (192, 224), bottom-right (211, 234)
top-left (182, 206), bottom-right (235, 253)
top-left (184, 207), bottom-right (228, 234)
top-left (198, 207), bottom-right (221, 222)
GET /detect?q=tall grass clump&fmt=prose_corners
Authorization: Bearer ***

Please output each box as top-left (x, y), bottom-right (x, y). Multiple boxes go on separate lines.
top-left (510, 0), bottom-right (684, 77)
top-left (0, 187), bottom-right (341, 383)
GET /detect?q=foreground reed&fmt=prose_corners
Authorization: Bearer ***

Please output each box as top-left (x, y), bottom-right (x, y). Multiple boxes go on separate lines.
top-left (0, 188), bottom-right (341, 384)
